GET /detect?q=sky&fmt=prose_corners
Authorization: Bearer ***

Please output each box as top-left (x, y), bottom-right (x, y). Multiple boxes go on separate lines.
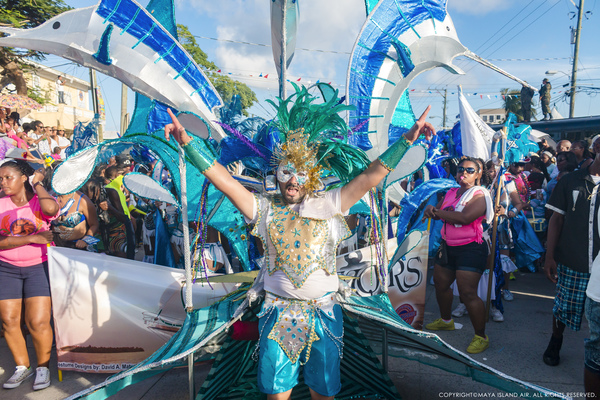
top-left (51, 0), bottom-right (600, 133)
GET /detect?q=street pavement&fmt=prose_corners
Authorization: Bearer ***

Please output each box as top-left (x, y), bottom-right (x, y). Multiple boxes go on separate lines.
top-left (0, 268), bottom-right (590, 399)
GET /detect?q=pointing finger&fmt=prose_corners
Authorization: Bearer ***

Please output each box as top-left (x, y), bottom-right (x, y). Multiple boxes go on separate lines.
top-left (417, 105), bottom-right (432, 123)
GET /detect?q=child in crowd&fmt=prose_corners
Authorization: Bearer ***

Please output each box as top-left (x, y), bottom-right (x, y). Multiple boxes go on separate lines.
top-left (51, 146), bottom-right (62, 160)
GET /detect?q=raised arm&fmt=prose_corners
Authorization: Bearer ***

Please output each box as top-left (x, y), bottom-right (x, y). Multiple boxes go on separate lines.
top-left (340, 106), bottom-right (435, 213)
top-left (31, 169), bottom-right (59, 217)
top-left (164, 109), bottom-right (255, 220)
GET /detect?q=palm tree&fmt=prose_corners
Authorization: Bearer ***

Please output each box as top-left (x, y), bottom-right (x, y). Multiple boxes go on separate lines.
top-left (501, 88), bottom-right (522, 121)
top-left (501, 88), bottom-right (537, 122)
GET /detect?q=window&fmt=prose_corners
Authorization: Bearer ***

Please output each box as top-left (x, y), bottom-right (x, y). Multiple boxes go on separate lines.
top-left (482, 115), bottom-right (488, 122)
top-left (489, 115), bottom-right (494, 123)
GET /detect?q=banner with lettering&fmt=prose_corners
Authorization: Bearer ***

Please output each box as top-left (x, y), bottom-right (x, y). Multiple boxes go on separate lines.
top-left (48, 247), bottom-right (239, 373)
top-left (337, 234), bottom-right (429, 329)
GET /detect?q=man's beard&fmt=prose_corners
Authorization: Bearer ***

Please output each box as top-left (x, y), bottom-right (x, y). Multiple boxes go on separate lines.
top-left (282, 181), bottom-right (306, 204)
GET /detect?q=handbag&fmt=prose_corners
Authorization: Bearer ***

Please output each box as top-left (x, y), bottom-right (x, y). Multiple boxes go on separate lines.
top-left (527, 208), bottom-right (547, 233)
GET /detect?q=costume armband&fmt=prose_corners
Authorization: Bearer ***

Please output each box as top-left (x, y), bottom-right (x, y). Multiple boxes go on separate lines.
top-left (183, 142), bottom-right (216, 174)
top-left (377, 136), bottom-right (411, 171)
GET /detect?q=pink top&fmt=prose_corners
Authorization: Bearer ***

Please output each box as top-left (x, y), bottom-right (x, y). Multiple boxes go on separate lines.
top-left (0, 195), bottom-right (58, 267)
top-left (440, 188), bottom-right (485, 246)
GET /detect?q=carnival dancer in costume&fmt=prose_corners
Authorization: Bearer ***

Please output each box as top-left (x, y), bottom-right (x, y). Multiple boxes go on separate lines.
top-left (423, 157), bottom-right (494, 354)
top-left (164, 88), bottom-right (434, 399)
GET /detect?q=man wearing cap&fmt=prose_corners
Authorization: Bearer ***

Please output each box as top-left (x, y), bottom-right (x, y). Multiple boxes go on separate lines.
top-left (540, 78), bottom-right (552, 121)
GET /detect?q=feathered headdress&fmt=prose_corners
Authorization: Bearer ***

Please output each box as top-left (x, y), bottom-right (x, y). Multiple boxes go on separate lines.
top-left (266, 83), bottom-right (370, 194)
top-left (502, 113), bottom-right (539, 164)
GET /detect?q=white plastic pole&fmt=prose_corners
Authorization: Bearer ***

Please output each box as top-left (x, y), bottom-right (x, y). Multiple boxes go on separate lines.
top-left (177, 142), bottom-right (194, 399)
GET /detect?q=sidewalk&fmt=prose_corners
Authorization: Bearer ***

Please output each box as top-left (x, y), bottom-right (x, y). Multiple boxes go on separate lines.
top-left (0, 269), bottom-right (589, 399)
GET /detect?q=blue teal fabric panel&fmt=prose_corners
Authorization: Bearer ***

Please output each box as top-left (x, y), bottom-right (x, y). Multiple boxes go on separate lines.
top-left (341, 294), bottom-right (569, 399)
top-left (145, 0), bottom-right (177, 38)
top-left (364, 0), bottom-right (379, 15)
top-left (124, 94), bottom-right (155, 137)
top-left (503, 113), bottom-right (539, 164)
top-left (119, 133), bottom-right (249, 270)
top-left (146, 101), bottom-right (175, 134)
top-left (388, 91), bottom-right (416, 145)
top-left (395, 178), bottom-right (457, 244)
top-left (348, 0), bottom-right (447, 150)
top-left (76, 298), bottom-right (244, 400)
top-left (96, 0), bottom-right (222, 110)
top-left (93, 24), bottom-right (114, 65)
top-left (349, 198), bottom-right (371, 216)
top-left (511, 211), bottom-right (544, 271)
top-left (154, 209), bottom-right (176, 268)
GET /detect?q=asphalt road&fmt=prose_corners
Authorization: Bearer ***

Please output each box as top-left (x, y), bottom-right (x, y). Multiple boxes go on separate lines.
top-left (0, 268), bottom-right (590, 400)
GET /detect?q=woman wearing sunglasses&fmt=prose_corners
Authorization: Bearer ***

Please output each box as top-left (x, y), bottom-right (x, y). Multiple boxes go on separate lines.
top-left (423, 157), bottom-right (494, 354)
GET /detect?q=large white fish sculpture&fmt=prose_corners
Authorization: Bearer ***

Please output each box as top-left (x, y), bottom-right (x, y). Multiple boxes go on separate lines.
top-left (347, 0), bottom-right (536, 161)
top-left (0, 0), bottom-right (225, 140)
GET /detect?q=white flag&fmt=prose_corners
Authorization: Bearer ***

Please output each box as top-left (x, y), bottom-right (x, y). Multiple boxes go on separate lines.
top-left (458, 87), bottom-right (496, 160)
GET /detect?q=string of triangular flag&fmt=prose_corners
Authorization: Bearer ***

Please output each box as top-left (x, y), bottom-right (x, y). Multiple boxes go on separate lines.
top-left (205, 68), bottom-right (567, 96)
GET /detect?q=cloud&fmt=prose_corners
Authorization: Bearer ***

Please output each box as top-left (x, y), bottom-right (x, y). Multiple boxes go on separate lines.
top-left (178, 0), bottom-right (365, 92)
top-left (448, 0), bottom-right (516, 16)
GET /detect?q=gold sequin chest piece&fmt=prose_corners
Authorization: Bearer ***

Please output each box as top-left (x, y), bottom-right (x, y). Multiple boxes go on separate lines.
top-left (268, 198), bottom-right (329, 288)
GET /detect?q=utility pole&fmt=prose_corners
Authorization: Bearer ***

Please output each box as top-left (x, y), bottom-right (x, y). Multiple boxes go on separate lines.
top-left (442, 88), bottom-right (447, 128)
top-left (120, 83), bottom-right (128, 136)
top-left (89, 69), bottom-right (103, 142)
top-left (570, 0), bottom-right (584, 118)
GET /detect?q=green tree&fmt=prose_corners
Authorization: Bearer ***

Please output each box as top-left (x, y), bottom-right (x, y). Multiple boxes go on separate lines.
top-left (0, 1), bottom-right (71, 99)
top-left (177, 24), bottom-right (257, 116)
top-left (501, 88), bottom-right (537, 122)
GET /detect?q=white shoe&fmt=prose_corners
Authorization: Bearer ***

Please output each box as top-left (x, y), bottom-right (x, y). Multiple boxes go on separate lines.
top-left (452, 303), bottom-right (468, 318)
top-left (33, 366), bottom-right (50, 390)
top-left (3, 366), bottom-right (33, 389)
top-left (503, 289), bottom-right (514, 301)
top-left (491, 307), bottom-right (504, 322)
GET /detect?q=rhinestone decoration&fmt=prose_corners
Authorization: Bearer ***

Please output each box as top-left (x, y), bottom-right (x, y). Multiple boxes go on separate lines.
top-left (268, 198), bottom-right (329, 288)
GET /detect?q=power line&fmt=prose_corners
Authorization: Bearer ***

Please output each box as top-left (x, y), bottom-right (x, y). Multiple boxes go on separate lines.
top-left (487, 0), bottom-right (563, 58)
top-left (194, 34), bottom-right (570, 62)
top-left (472, 0), bottom-right (537, 53)
top-left (193, 35), bottom-right (351, 55)
top-left (432, 0), bottom-right (564, 91)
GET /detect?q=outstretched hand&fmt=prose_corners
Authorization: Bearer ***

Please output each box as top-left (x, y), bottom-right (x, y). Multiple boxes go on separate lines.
top-left (164, 108), bottom-right (191, 146)
top-left (403, 105), bottom-right (435, 144)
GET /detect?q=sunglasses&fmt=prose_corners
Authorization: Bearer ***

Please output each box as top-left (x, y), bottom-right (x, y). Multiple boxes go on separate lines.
top-left (457, 166), bottom-right (477, 174)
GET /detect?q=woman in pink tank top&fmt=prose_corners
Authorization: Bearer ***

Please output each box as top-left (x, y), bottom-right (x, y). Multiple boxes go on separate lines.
top-left (423, 157), bottom-right (491, 354)
top-left (0, 159), bottom-right (59, 390)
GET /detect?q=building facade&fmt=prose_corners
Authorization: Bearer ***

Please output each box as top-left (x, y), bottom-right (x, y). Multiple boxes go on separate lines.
top-left (476, 108), bottom-right (506, 125)
top-left (21, 61), bottom-right (96, 133)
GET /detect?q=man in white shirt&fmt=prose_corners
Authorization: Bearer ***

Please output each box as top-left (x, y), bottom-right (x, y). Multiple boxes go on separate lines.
top-left (56, 76), bottom-right (65, 104)
top-left (164, 97), bottom-right (434, 400)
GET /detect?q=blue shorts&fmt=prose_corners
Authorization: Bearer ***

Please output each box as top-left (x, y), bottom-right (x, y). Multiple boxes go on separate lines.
top-left (0, 260), bottom-right (50, 300)
top-left (257, 295), bottom-right (343, 396)
top-left (585, 298), bottom-right (600, 374)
